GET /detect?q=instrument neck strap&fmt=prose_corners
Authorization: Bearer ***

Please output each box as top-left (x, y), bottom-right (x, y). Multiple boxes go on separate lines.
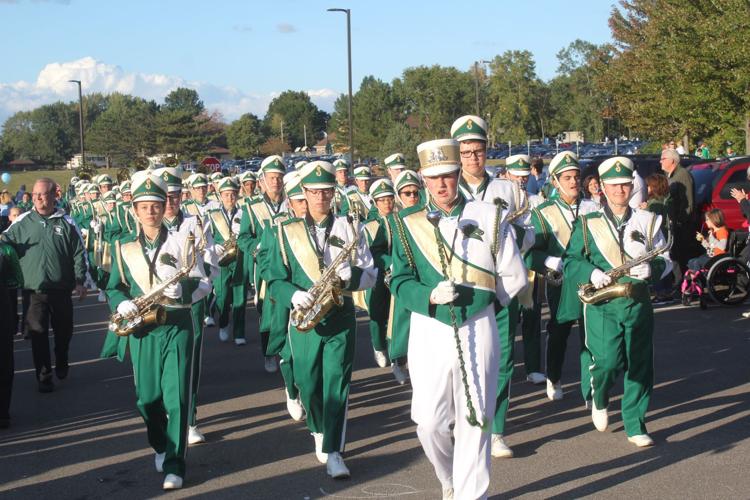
top-left (305, 213), bottom-right (334, 269)
top-left (139, 225), bottom-right (168, 287)
top-left (603, 204), bottom-right (632, 262)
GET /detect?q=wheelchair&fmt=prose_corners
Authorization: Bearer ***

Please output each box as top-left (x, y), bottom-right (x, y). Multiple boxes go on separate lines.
top-left (682, 230), bottom-right (750, 309)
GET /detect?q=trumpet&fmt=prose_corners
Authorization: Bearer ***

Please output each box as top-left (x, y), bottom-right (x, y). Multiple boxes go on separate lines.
top-left (109, 234), bottom-right (197, 336)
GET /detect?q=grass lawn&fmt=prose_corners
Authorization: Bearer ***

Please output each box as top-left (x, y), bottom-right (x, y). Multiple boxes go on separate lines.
top-left (0, 169), bottom-right (120, 195)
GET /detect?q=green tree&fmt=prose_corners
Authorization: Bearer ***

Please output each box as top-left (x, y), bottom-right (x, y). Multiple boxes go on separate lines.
top-left (226, 113), bottom-right (265, 158)
top-left (87, 93), bottom-right (158, 166)
top-left (263, 91), bottom-right (328, 149)
top-left (156, 88), bottom-right (217, 159)
top-left (393, 65), bottom-right (475, 140)
top-left (377, 122), bottom-right (421, 168)
top-left (162, 87), bottom-right (205, 116)
top-left (485, 50), bottom-right (544, 143)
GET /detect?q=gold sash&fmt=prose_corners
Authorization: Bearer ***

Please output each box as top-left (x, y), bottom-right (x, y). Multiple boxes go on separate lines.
top-left (209, 210), bottom-right (233, 243)
top-left (281, 220), bottom-right (322, 283)
top-left (401, 210), bottom-right (495, 292)
top-left (585, 217), bottom-right (625, 269)
top-left (119, 241), bottom-right (155, 294)
top-left (250, 201), bottom-right (272, 226)
top-left (539, 203), bottom-right (572, 249)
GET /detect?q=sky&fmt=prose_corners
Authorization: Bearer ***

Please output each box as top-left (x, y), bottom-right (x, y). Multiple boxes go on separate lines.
top-left (0, 0), bottom-right (616, 125)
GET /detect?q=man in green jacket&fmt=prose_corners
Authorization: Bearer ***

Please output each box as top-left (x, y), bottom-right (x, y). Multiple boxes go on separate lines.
top-left (1, 178), bottom-right (88, 393)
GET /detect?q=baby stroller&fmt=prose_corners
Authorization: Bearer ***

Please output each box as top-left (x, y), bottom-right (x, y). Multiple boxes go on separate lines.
top-left (680, 268), bottom-right (708, 309)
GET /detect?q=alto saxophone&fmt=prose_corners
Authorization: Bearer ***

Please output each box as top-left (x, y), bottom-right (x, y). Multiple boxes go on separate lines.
top-left (218, 235), bottom-right (238, 266)
top-left (109, 234), bottom-right (197, 336)
top-left (578, 230), bottom-right (673, 305)
top-left (290, 215), bottom-right (359, 332)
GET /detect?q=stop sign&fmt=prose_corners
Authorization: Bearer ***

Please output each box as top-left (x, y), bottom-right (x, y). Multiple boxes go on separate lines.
top-left (201, 156), bottom-right (221, 169)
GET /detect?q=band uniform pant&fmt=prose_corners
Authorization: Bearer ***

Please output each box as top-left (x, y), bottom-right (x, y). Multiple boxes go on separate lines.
top-left (409, 304), bottom-right (498, 500)
top-left (0, 285), bottom-right (12, 419)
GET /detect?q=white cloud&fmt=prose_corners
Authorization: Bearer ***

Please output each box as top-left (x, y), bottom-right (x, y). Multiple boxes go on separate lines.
top-left (277, 23), bottom-right (296, 33)
top-left (0, 57), bottom-right (338, 125)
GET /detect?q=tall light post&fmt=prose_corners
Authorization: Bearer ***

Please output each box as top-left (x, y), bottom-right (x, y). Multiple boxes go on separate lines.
top-left (327, 8), bottom-right (353, 165)
top-left (473, 60), bottom-right (491, 116)
top-left (68, 80), bottom-right (85, 169)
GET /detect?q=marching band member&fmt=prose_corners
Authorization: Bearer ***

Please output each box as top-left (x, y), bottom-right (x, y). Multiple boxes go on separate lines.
top-left (206, 177), bottom-right (246, 344)
top-left (265, 160), bottom-right (376, 478)
top-left (361, 178), bottom-right (396, 371)
top-left (103, 171), bottom-right (212, 490)
top-left (239, 170), bottom-right (258, 202)
top-left (157, 166), bottom-right (219, 445)
top-left (259, 170), bottom-right (307, 421)
top-left (384, 153), bottom-right (407, 183)
top-left (332, 159), bottom-right (352, 215)
top-left (238, 155), bottom-right (288, 372)
top-left (561, 157), bottom-right (671, 447)
top-left (451, 115), bottom-right (530, 459)
top-left (345, 165), bottom-right (373, 219)
top-left (526, 151), bottom-right (598, 403)
top-left (208, 172), bottom-right (222, 203)
top-left (182, 173), bottom-right (217, 220)
top-left (390, 139), bottom-right (527, 500)
top-left (385, 170), bottom-right (424, 383)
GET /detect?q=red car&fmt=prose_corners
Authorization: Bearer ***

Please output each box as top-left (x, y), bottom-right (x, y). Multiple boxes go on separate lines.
top-left (691, 158), bottom-right (750, 230)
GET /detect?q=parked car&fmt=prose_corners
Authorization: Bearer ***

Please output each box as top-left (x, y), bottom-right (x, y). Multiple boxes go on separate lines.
top-left (692, 157), bottom-right (750, 230)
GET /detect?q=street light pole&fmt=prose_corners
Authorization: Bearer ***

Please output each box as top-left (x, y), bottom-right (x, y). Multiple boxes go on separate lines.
top-left (327, 8), bottom-right (353, 166)
top-left (68, 80), bottom-right (85, 169)
top-left (473, 60), bottom-right (491, 116)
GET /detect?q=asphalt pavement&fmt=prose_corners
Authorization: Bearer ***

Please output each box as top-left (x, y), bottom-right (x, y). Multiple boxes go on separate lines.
top-left (0, 296), bottom-right (748, 499)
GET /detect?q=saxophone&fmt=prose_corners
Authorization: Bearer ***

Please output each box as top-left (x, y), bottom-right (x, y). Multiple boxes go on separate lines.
top-left (109, 234), bottom-right (197, 336)
top-left (578, 230), bottom-right (673, 305)
top-left (290, 215), bottom-right (359, 332)
top-left (218, 235), bottom-right (238, 266)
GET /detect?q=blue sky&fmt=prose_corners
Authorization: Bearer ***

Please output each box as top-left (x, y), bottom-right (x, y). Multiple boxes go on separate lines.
top-left (0, 0), bottom-right (616, 123)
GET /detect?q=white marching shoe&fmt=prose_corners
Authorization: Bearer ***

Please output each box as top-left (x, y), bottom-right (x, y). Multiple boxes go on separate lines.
top-left (188, 425), bottom-right (206, 444)
top-left (391, 363), bottom-right (407, 385)
top-left (218, 327), bottom-right (230, 342)
top-left (373, 349), bottom-right (388, 368)
top-left (628, 434), bottom-right (654, 447)
top-left (312, 432), bottom-right (328, 463)
top-left (326, 452), bottom-right (350, 479)
top-left (154, 452), bottom-right (165, 472)
top-left (546, 378), bottom-right (563, 401)
top-left (264, 356), bottom-right (278, 373)
top-left (592, 402), bottom-right (609, 432)
top-left (442, 487), bottom-right (454, 500)
top-left (286, 392), bottom-right (305, 421)
top-left (490, 434), bottom-right (514, 458)
top-left (204, 316), bottom-right (215, 327)
top-left (163, 473), bottom-right (183, 490)
top-left (234, 338), bottom-right (247, 346)
top-left (97, 290), bottom-right (106, 303)
top-left (526, 372), bottom-right (546, 385)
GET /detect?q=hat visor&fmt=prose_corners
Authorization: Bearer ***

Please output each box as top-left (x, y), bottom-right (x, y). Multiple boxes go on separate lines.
top-left (601, 178), bottom-right (633, 185)
top-left (551, 165), bottom-right (580, 176)
top-left (261, 167), bottom-right (286, 175)
top-left (387, 165), bottom-right (406, 170)
top-left (354, 176), bottom-right (372, 180)
top-left (288, 193), bottom-right (307, 200)
top-left (507, 169), bottom-right (530, 176)
top-left (190, 182), bottom-right (208, 188)
top-left (132, 195), bottom-right (166, 203)
top-left (303, 182), bottom-right (336, 190)
top-left (423, 164), bottom-right (460, 177)
top-left (372, 192), bottom-right (395, 199)
top-left (455, 133), bottom-right (486, 142)
top-left (166, 186), bottom-right (182, 192)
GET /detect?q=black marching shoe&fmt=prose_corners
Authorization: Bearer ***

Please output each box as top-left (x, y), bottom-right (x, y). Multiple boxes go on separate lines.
top-left (0, 416), bottom-right (10, 429)
top-left (55, 362), bottom-right (69, 380)
top-left (38, 367), bottom-right (55, 393)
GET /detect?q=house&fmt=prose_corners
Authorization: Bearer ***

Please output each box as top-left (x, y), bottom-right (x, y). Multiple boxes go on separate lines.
top-left (208, 147), bottom-right (232, 161)
top-left (314, 132), bottom-right (336, 155)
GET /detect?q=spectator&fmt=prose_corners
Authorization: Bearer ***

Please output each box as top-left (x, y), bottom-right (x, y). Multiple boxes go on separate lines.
top-left (0, 190), bottom-right (14, 231)
top-left (641, 173), bottom-right (673, 303)
top-left (730, 182), bottom-right (750, 263)
top-left (695, 141), bottom-right (710, 159)
top-left (0, 178), bottom-right (88, 393)
top-left (629, 169), bottom-right (648, 209)
top-left (660, 148), bottom-right (695, 276)
top-left (526, 158), bottom-right (545, 195)
top-left (582, 175), bottom-right (603, 206)
top-left (676, 140), bottom-right (686, 155)
top-left (13, 184), bottom-right (26, 204)
top-left (688, 209), bottom-right (728, 270)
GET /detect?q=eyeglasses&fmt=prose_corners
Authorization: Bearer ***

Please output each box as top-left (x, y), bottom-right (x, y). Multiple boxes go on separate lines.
top-left (459, 149), bottom-right (486, 158)
top-left (305, 188), bottom-right (334, 197)
top-left (400, 190), bottom-right (420, 198)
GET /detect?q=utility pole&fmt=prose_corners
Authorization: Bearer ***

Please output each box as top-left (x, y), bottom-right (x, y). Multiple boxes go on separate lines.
top-left (68, 80), bottom-right (85, 169)
top-left (328, 8), bottom-right (354, 165)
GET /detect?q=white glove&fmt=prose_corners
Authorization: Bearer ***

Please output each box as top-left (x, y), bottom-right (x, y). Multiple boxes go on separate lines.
top-left (163, 282), bottom-right (182, 300)
top-left (117, 300), bottom-right (138, 317)
top-left (90, 220), bottom-right (101, 233)
top-left (590, 269), bottom-right (612, 290)
top-left (214, 244), bottom-right (226, 257)
top-left (336, 262), bottom-right (352, 283)
top-left (629, 262), bottom-right (651, 280)
top-left (291, 291), bottom-right (314, 310)
top-left (430, 280), bottom-right (458, 305)
top-left (544, 256), bottom-right (563, 273)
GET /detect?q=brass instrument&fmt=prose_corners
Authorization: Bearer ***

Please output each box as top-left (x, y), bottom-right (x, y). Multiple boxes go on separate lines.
top-left (109, 234), bottom-right (197, 336)
top-left (290, 214), bottom-right (360, 332)
top-left (218, 235), bottom-right (238, 266)
top-left (504, 183), bottom-right (530, 224)
top-left (164, 156), bottom-right (179, 168)
top-left (546, 269), bottom-right (563, 286)
top-left (578, 230), bottom-right (672, 305)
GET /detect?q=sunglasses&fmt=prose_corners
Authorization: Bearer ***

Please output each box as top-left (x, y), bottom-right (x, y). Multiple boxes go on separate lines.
top-left (400, 190), bottom-right (420, 198)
